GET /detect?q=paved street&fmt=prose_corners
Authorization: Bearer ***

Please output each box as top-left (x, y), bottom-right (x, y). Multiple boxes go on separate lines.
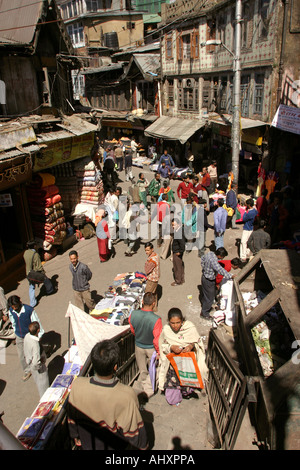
top-left (0, 165), bottom-right (256, 450)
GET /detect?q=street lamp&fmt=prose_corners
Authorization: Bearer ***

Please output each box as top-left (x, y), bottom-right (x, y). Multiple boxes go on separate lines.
top-left (201, 0), bottom-right (242, 187)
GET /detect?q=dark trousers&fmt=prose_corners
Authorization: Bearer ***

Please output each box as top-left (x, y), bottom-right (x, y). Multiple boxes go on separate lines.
top-left (201, 274), bottom-right (215, 317)
top-left (173, 253), bottom-right (184, 284)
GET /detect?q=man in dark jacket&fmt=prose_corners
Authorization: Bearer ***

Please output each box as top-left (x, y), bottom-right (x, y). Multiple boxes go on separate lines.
top-left (226, 182), bottom-right (238, 229)
top-left (247, 219), bottom-right (271, 256)
top-left (171, 218), bottom-right (186, 286)
top-left (69, 250), bottom-right (95, 312)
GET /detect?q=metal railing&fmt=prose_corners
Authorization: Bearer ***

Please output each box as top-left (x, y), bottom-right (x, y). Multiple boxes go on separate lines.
top-left (206, 329), bottom-right (256, 450)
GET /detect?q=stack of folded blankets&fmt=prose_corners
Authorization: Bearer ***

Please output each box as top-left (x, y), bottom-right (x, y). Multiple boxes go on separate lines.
top-left (51, 163), bottom-right (79, 214)
top-left (74, 157), bottom-right (105, 206)
top-left (27, 173), bottom-right (67, 247)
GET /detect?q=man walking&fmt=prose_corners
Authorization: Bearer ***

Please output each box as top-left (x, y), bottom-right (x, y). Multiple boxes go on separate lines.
top-left (23, 240), bottom-right (55, 307)
top-left (6, 295), bottom-right (44, 381)
top-left (213, 198), bottom-right (227, 249)
top-left (69, 250), bottom-right (95, 312)
top-left (226, 182), bottom-right (238, 229)
top-left (148, 172), bottom-right (161, 203)
top-left (200, 248), bottom-right (234, 319)
top-left (247, 219), bottom-right (271, 257)
top-left (144, 242), bottom-right (160, 311)
top-left (24, 321), bottom-right (49, 398)
top-left (177, 176), bottom-right (193, 206)
top-left (171, 218), bottom-right (186, 286)
top-left (129, 292), bottom-right (162, 398)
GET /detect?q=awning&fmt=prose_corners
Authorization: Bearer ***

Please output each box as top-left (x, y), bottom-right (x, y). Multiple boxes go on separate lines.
top-left (144, 116), bottom-right (206, 144)
top-left (209, 114), bottom-right (268, 129)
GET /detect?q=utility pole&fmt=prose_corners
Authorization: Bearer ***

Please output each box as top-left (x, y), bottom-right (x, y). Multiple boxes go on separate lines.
top-left (231, 0), bottom-right (242, 186)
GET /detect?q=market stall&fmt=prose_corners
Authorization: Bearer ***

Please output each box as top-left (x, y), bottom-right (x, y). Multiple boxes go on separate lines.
top-left (14, 270), bottom-right (147, 450)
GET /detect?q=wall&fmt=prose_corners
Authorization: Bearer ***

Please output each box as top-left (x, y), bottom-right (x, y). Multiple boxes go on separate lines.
top-left (0, 57), bottom-right (40, 116)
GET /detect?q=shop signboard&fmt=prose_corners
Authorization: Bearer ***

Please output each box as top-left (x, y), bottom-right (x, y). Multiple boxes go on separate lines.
top-left (271, 104), bottom-right (300, 135)
top-left (33, 133), bottom-right (94, 171)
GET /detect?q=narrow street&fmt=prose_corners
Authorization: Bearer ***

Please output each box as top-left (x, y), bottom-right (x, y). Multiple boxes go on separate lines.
top-left (0, 165), bottom-right (258, 450)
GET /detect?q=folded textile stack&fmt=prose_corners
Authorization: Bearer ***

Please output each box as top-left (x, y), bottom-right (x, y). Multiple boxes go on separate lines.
top-left (27, 173), bottom-right (67, 246)
top-left (16, 351), bottom-right (81, 449)
top-left (74, 157), bottom-right (105, 206)
top-left (51, 163), bottom-right (79, 214)
top-left (90, 271), bottom-right (147, 325)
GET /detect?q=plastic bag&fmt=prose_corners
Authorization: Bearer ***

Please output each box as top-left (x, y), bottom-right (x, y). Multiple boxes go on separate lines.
top-left (166, 352), bottom-right (204, 389)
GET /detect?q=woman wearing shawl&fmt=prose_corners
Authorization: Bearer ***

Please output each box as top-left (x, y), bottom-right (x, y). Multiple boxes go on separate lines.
top-left (158, 308), bottom-right (208, 406)
top-left (95, 209), bottom-right (111, 262)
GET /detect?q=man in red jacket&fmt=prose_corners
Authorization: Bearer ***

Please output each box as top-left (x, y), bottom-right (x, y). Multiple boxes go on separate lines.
top-left (177, 176), bottom-right (193, 206)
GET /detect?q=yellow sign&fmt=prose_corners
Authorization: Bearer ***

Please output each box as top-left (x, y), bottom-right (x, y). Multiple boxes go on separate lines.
top-left (33, 133), bottom-right (94, 171)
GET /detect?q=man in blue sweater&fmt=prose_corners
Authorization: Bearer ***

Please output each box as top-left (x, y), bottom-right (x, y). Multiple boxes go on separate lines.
top-left (213, 198), bottom-right (227, 249)
top-left (6, 295), bottom-right (44, 381)
top-left (129, 292), bottom-right (162, 398)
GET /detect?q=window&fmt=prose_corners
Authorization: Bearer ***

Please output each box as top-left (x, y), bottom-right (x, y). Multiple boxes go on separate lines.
top-left (242, 1), bottom-right (254, 48)
top-left (191, 30), bottom-right (199, 59)
top-left (253, 74), bottom-right (264, 115)
top-left (166, 35), bottom-right (173, 59)
top-left (241, 75), bottom-right (250, 117)
top-left (127, 22), bottom-right (135, 30)
top-left (177, 32), bottom-right (191, 60)
top-left (220, 77), bottom-right (227, 112)
top-left (178, 79), bottom-right (199, 111)
top-left (168, 80), bottom-right (174, 106)
top-left (202, 78), bottom-right (211, 110)
top-left (67, 22), bottom-right (84, 47)
top-left (206, 19), bottom-right (216, 53)
top-left (86, 0), bottom-right (101, 11)
top-left (260, 0), bottom-right (270, 39)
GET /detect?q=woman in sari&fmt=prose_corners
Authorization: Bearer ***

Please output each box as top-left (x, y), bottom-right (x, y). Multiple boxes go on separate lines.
top-left (95, 209), bottom-right (111, 262)
top-left (158, 308), bottom-right (208, 406)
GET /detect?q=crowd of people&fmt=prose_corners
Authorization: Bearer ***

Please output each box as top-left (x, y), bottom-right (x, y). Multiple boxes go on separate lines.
top-left (1, 139), bottom-right (297, 450)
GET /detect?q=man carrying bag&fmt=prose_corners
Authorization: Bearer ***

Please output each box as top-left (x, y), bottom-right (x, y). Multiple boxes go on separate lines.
top-left (23, 240), bottom-right (55, 307)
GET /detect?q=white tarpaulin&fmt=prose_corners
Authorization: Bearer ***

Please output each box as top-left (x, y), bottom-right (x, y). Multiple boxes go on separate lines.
top-left (65, 303), bottom-right (130, 365)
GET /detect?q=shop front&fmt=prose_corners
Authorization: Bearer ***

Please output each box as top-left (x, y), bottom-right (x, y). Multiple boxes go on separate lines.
top-left (0, 151), bottom-right (36, 292)
top-left (210, 115), bottom-right (267, 192)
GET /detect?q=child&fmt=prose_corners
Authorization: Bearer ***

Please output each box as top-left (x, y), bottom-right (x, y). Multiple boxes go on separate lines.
top-left (24, 321), bottom-right (49, 398)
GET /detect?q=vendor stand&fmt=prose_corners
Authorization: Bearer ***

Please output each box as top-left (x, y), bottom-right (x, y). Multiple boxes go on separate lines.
top-left (13, 271), bottom-right (146, 450)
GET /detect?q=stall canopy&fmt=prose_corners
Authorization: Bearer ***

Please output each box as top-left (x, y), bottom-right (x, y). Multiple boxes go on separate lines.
top-left (65, 303), bottom-right (130, 365)
top-left (209, 114), bottom-right (268, 129)
top-left (144, 116), bottom-right (207, 144)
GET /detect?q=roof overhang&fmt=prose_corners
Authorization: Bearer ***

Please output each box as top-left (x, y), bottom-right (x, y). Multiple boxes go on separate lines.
top-left (209, 114), bottom-right (268, 129)
top-left (144, 116), bottom-right (207, 144)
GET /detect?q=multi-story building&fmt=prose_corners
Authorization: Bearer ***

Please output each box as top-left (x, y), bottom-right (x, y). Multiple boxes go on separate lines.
top-left (147, 0), bottom-right (300, 190)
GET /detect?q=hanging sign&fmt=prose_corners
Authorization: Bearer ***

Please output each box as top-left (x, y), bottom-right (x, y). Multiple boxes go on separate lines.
top-left (271, 104), bottom-right (300, 135)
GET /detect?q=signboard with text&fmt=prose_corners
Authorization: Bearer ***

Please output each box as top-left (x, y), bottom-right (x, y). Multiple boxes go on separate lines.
top-left (271, 104), bottom-right (300, 135)
top-left (33, 133), bottom-right (94, 171)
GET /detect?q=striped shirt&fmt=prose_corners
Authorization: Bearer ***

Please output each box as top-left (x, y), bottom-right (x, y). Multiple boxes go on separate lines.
top-left (201, 251), bottom-right (233, 281)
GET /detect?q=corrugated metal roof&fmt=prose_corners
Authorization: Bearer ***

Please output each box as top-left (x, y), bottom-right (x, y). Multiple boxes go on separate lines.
top-left (133, 53), bottom-right (160, 77)
top-left (144, 116), bottom-right (206, 144)
top-left (0, 0), bottom-right (43, 45)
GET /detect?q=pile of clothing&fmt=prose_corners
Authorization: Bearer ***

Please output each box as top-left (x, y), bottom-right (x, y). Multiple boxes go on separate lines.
top-left (242, 290), bottom-right (294, 377)
top-left (51, 162), bottom-right (79, 214)
top-left (90, 272), bottom-right (147, 325)
top-left (27, 173), bottom-right (67, 248)
top-left (74, 157), bottom-right (104, 206)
